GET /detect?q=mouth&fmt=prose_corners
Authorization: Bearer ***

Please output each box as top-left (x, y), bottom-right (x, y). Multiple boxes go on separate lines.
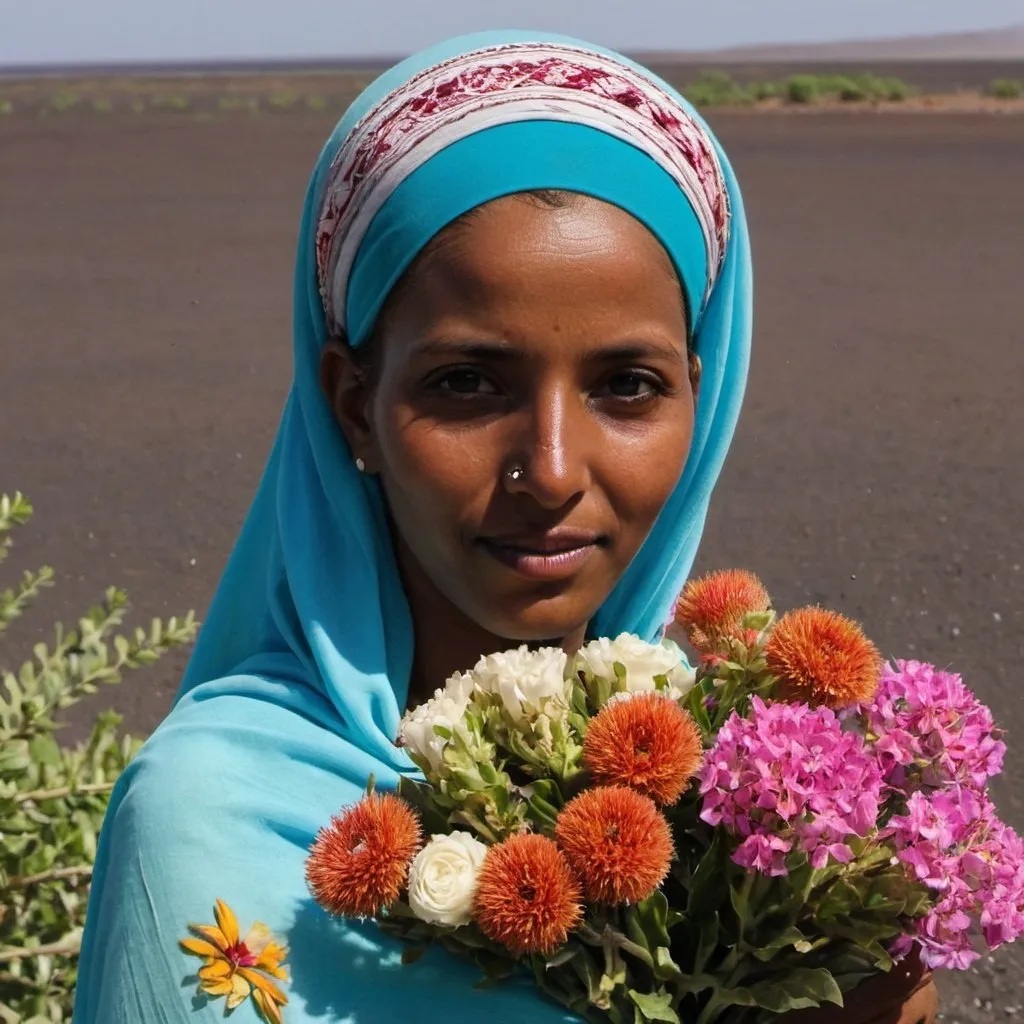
top-left (476, 529), bottom-right (606, 581)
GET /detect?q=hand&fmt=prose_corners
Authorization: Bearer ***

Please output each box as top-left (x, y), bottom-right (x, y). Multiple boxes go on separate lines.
top-left (778, 949), bottom-right (938, 1024)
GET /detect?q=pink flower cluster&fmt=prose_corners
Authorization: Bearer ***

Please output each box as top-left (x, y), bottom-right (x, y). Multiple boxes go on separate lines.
top-left (698, 697), bottom-right (885, 876)
top-left (888, 787), bottom-right (1024, 969)
top-left (862, 660), bottom-right (1005, 794)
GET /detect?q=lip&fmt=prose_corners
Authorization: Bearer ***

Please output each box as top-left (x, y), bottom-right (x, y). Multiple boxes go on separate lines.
top-left (476, 529), bottom-right (605, 581)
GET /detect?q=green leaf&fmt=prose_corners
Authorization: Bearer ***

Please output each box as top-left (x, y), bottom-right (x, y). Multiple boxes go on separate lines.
top-left (627, 988), bottom-right (680, 1023)
top-left (749, 925), bottom-right (812, 962)
top-left (634, 889), bottom-right (672, 949)
top-left (694, 910), bottom-right (721, 974)
top-left (653, 946), bottom-right (683, 982)
top-left (28, 734), bottom-right (61, 767)
top-left (686, 832), bottom-right (727, 919)
top-left (724, 967), bottom-right (843, 1015)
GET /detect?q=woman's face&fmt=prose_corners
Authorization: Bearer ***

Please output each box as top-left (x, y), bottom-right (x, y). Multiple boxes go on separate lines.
top-left (325, 194), bottom-right (698, 644)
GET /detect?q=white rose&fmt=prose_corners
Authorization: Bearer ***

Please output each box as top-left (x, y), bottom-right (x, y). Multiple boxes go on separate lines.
top-left (575, 633), bottom-right (695, 700)
top-left (407, 832), bottom-right (488, 927)
top-left (398, 674), bottom-right (474, 773)
top-left (472, 645), bottom-right (569, 722)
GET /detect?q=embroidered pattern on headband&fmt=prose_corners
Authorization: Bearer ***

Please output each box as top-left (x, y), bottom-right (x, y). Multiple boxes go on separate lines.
top-left (316, 42), bottom-right (730, 334)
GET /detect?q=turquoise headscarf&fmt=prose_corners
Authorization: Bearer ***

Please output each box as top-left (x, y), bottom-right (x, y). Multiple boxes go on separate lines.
top-left (74, 31), bottom-right (751, 1024)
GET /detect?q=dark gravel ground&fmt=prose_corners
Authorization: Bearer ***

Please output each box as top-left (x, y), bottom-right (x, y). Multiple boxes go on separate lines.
top-left (0, 105), bottom-right (1021, 1020)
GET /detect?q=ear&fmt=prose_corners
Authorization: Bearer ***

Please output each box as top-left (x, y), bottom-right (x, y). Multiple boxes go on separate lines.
top-left (688, 350), bottom-right (702, 403)
top-left (319, 339), bottom-right (377, 472)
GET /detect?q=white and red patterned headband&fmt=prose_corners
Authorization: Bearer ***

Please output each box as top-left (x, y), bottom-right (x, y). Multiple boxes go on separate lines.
top-left (315, 42), bottom-right (731, 335)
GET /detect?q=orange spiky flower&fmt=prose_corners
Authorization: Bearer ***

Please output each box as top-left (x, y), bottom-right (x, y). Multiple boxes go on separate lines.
top-left (675, 569), bottom-right (771, 652)
top-left (473, 834), bottom-right (582, 956)
top-left (765, 606), bottom-right (882, 708)
top-left (584, 694), bottom-right (704, 806)
top-left (306, 793), bottom-right (422, 917)
top-left (555, 786), bottom-right (673, 905)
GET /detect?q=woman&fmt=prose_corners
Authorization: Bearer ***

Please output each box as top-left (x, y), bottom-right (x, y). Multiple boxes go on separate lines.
top-left (72, 30), bottom-right (750, 1023)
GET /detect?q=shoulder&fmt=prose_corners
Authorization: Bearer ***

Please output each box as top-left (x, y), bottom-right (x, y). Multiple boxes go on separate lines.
top-left (77, 678), bottom-right (582, 1024)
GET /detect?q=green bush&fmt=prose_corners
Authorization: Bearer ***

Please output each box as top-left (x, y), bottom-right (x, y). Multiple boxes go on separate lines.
top-left (832, 76), bottom-right (867, 102)
top-left (151, 94), bottom-right (190, 112)
top-left (268, 91), bottom-right (299, 111)
top-left (683, 70), bottom-right (753, 108)
top-left (749, 80), bottom-right (780, 102)
top-left (785, 75), bottom-right (820, 104)
top-left (216, 95), bottom-right (260, 114)
top-left (986, 78), bottom-right (1024, 99)
top-left (782, 73), bottom-right (912, 105)
top-left (48, 91), bottom-right (80, 114)
top-left (0, 492), bottom-right (197, 1022)
top-left (878, 76), bottom-right (912, 102)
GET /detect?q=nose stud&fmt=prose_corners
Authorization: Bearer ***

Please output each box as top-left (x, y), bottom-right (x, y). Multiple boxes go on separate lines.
top-left (507, 464), bottom-right (525, 484)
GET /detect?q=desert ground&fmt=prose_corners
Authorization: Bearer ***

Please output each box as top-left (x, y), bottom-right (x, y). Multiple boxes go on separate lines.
top-left (1, 69), bottom-right (1022, 1020)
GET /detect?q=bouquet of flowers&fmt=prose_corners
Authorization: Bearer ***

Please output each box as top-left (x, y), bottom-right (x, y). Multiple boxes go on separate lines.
top-left (306, 570), bottom-right (1023, 1023)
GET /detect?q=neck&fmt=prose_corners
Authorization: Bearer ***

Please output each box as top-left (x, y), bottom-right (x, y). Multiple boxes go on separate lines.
top-left (394, 541), bottom-right (587, 709)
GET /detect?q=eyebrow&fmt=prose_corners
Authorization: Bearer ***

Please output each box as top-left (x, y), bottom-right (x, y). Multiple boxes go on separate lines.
top-left (410, 338), bottom-right (686, 363)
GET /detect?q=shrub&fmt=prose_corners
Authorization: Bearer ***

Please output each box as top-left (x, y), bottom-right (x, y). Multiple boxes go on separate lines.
top-left (785, 75), bottom-right (819, 104)
top-left (683, 71), bottom-right (754, 108)
top-left (49, 91), bottom-right (80, 114)
top-left (749, 80), bottom-right (780, 101)
top-left (986, 78), bottom-right (1024, 99)
top-left (834, 76), bottom-right (867, 102)
top-left (151, 94), bottom-right (190, 112)
top-left (268, 91), bottom-right (299, 111)
top-left (0, 491), bottom-right (197, 1021)
top-left (879, 76), bottom-right (912, 102)
top-left (216, 95), bottom-right (260, 114)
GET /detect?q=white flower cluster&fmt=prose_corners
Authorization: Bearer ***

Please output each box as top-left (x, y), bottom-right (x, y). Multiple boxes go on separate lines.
top-left (574, 633), bottom-right (696, 703)
top-left (397, 671), bottom-right (476, 774)
top-left (396, 634), bottom-right (694, 926)
top-left (398, 646), bottom-right (568, 772)
top-left (472, 645), bottom-right (570, 723)
top-left (398, 635), bottom-right (694, 776)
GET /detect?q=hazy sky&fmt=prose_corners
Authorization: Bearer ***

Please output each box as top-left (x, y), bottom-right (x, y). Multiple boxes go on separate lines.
top-left (3, 0), bottom-right (1022, 66)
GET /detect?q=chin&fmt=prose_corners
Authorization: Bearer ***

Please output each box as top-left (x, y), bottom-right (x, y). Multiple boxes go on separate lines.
top-left (473, 592), bottom-right (599, 646)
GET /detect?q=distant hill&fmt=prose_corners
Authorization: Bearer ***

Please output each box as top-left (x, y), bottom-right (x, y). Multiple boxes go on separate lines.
top-left (664, 25), bottom-right (1024, 62)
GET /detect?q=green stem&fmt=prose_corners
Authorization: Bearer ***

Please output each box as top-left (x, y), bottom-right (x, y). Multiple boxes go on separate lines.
top-left (5, 864), bottom-right (93, 889)
top-left (17, 782), bottom-right (114, 804)
top-left (735, 871), bottom-right (756, 944)
top-left (695, 993), bottom-right (725, 1024)
top-left (0, 937), bottom-right (81, 964)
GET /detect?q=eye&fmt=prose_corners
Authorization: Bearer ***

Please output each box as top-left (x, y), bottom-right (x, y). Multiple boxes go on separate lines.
top-left (434, 368), bottom-right (499, 396)
top-left (596, 370), bottom-right (663, 401)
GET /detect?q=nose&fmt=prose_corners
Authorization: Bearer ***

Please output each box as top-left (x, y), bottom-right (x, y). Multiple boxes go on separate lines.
top-left (504, 383), bottom-right (590, 510)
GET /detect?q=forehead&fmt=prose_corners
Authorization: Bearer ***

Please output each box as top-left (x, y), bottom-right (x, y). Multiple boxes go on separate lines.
top-left (391, 194), bottom-right (687, 335)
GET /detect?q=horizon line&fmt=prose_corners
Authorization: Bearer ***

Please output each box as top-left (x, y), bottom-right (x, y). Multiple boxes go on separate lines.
top-left (2, 22), bottom-right (1022, 77)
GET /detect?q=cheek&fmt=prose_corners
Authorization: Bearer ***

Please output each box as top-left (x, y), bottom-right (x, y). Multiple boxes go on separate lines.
top-left (373, 409), bottom-right (492, 531)
top-left (596, 407), bottom-right (694, 534)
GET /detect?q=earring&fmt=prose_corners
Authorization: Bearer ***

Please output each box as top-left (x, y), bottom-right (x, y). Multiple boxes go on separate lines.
top-left (689, 352), bottom-right (702, 378)
top-left (355, 457), bottom-right (366, 473)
